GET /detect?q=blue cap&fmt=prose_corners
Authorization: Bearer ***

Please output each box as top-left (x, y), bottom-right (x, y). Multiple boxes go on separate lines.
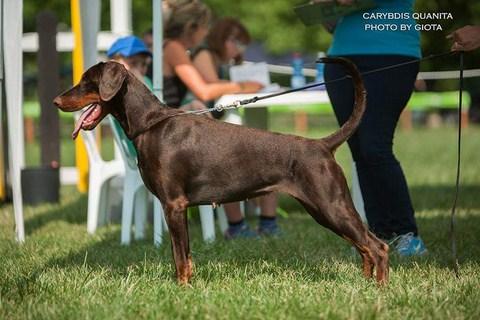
top-left (107, 36), bottom-right (152, 58)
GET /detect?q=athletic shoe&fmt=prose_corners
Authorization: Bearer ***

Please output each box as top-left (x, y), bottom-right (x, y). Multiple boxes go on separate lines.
top-left (389, 232), bottom-right (427, 256)
top-left (224, 224), bottom-right (258, 240)
top-left (258, 224), bottom-right (282, 237)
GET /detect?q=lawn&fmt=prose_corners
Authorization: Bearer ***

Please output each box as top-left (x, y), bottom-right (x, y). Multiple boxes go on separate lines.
top-left (1, 124), bottom-right (480, 319)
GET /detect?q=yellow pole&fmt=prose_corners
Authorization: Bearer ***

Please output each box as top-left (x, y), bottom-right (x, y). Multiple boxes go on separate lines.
top-left (71, 0), bottom-right (89, 193)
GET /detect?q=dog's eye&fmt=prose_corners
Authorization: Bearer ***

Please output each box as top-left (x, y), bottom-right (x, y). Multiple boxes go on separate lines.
top-left (80, 81), bottom-right (97, 92)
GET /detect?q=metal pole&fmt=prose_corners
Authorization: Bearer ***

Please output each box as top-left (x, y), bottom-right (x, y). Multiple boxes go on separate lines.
top-left (4, 0), bottom-right (25, 242)
top-left (71, 0), bottom-right (89, 193)
top-left (152, 0), bottom-right (163, 100)
top-left (111, 0), bottom-right (132, 35)
top-left (0, 0), bottom-right (5, 201)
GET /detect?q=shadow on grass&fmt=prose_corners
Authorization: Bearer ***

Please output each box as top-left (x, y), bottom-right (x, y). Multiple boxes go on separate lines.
top-left (15, 216), bottom-right (359, 286)
top-left (19, 209), bottom-right (479, 288)
top-left (23, 192), bottom-right (88, 235)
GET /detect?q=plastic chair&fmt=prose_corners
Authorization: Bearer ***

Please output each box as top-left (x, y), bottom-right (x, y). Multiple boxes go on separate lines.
top-left (81, 129), bottom-right (124, 234)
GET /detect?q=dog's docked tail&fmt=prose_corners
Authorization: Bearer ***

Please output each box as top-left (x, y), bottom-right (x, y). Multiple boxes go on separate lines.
top-left (321, 57), bottom-right (366, 152)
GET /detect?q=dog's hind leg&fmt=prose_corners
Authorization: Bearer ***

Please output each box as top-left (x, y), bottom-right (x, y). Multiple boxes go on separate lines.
top-left (164, 196), bottom-right (193, 284)
top-left (298, 196), bottom-right (389, 284)
top-left (291, 163), bottom-right (389, 284)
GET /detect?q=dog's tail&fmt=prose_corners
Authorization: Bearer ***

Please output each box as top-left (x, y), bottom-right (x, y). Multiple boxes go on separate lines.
top-left (321, 57), bottom-right (366, 152)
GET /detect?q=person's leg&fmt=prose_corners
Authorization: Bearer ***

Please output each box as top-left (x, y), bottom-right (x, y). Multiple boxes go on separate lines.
top-left (224, 202), bottom-right (243, 222)
top-left (223, 202), bottom-right (257, 239)
top-left (325, 55), bottom-right (419, 240)
top-left (259, 193), bottom-right (277, 217)
top-left (258, 193), bottom-right (280, 236)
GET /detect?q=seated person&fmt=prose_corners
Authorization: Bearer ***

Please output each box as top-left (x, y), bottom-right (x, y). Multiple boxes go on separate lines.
top-left (108, 35), bottom-right (205, 114)
top-left (106, 36), bottom-right (154, 157)
top-left (161, 2), bottom-right (262, 108)
top-left (192, 17), bottom-right (280, 239)
top-left (107, 35), bottom-right (153, 89)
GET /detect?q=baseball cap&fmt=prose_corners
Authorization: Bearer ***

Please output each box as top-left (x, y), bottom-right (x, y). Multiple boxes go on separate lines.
top-left (107, 36), bottom-right (152, 58)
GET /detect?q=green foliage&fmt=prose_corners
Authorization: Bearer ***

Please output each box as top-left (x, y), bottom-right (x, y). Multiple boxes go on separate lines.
top-left (203, 0), bottom-right (332, 54)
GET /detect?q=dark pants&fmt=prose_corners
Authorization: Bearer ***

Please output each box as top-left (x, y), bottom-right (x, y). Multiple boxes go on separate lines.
top-left (325, 55), bottom-right (419, 239)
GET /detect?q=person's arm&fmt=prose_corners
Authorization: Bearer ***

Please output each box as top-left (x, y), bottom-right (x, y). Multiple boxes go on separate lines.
top-left (164, 41), bottom-right (262, 101)
top-left (447, 25), bottom-right (480, 52)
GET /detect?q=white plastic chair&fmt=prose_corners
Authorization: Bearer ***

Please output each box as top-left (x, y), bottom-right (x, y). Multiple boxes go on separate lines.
top-left (81, 129), bottom-right (124, 234)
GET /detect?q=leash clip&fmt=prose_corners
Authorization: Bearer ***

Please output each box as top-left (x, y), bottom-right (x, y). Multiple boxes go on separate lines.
top-left (214, 103), bottom-right (225, 112)
top-left (214, 100), bottom-right (242, 112)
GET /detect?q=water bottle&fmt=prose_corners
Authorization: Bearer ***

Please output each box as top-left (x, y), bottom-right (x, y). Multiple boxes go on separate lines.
top-left (290, 52), bottom-right (306, 89)
top-left (315, 51), bottom-right (326, 90)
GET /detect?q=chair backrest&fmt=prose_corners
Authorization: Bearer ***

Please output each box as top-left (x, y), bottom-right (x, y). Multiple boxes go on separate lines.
top-left (80, 127), bottom-right (102, 164)
top-left (108, 116), bottom-right (138, 170)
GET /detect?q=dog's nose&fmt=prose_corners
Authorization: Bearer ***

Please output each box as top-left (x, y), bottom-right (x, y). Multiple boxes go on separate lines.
top-left (53, 96), bottom-right (61, 107)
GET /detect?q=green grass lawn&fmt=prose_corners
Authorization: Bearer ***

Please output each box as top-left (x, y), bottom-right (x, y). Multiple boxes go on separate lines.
top-left (1, 125), bottom-right (480, 319)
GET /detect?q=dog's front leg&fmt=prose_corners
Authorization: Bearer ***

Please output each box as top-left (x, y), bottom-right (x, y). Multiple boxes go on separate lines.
top-left (164, 196), bottom-right (193, 285)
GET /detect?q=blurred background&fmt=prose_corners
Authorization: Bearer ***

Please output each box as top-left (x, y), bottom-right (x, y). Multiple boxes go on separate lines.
top-left (18, 0), bottom-right (480, 169)
top-left (22, 0), bottom-right (480, 95)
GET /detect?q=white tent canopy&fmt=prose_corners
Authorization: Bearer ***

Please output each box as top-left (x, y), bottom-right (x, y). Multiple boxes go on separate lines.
top-left (2, 0), bottom-right (25, 242)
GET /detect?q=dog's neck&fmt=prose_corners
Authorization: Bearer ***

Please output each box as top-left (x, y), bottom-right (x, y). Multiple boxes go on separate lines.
top-left (110, 75), bottom-right (181, 140)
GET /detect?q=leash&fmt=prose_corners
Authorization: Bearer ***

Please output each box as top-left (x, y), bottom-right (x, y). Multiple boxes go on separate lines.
top-left (182, 51), bottom-right (454, 115)
top-left (450, 51), bottom-right (464, 277)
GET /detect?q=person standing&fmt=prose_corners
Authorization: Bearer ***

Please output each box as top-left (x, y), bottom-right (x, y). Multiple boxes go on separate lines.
top-left (323, 0), bottom-right (426, 256)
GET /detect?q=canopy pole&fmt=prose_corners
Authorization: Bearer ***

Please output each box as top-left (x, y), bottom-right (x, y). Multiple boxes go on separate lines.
top-left (152, 0), bottom-right (163, 101)
top-left (71, 0), bottom-right (89, 193)
top-left (3, 0), bottom-right (25, 241)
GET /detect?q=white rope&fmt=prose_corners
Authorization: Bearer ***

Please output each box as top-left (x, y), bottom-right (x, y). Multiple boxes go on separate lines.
top-left (417, 69), bottom-right (480, 80)
top-left (182, 60), bottom-right (480, 116)
top-left (261, 62), bottom-right (480, 80)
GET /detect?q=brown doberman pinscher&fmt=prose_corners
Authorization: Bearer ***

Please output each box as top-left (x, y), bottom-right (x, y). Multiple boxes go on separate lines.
top-left (54, 57), bottom-right (389, 285)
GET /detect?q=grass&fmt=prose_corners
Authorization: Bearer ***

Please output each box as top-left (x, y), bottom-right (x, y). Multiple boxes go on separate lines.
top-left (1, 122), bottom-right (480, 319)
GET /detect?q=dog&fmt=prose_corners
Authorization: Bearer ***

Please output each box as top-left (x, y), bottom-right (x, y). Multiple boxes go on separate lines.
top-left (54, 57), bottom-right (389, 285)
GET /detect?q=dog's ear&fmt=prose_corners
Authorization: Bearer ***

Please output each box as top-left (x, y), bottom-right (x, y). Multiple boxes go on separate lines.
top-left (99, 62), bottom-right (127, 101)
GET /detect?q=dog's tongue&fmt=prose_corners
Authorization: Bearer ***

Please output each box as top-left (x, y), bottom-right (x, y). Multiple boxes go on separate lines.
top-left (72, 104), bottom-right (99, 139)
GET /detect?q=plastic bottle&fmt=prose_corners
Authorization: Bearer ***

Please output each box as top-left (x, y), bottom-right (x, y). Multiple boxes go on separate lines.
top-left (290, 52), bottom-right (306, 89)
top-left (315, 51), bottom-right (326, 90)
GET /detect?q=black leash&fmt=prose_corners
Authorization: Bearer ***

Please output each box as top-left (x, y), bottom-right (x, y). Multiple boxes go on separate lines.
top-left (450, 51), bottom-right (464, 277)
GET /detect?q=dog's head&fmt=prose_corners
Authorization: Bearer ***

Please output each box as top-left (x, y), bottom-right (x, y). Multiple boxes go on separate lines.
top-left (53, 61), bottom-right (128, 139)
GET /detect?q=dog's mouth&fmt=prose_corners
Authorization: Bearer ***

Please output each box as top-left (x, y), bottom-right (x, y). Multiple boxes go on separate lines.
top-left (72, 104), bottom-right (104, 139)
